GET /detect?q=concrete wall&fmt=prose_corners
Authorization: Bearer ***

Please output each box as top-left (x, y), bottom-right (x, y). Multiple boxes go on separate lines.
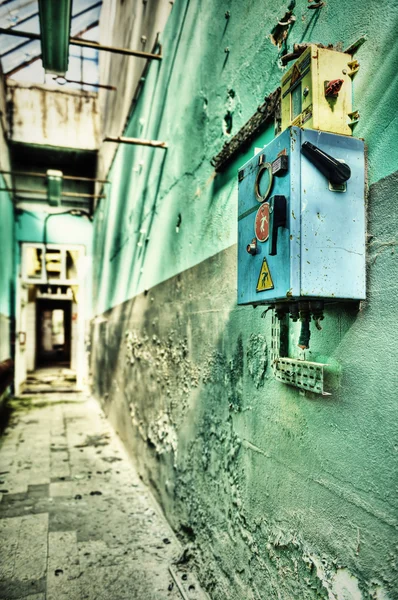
top-left (92, 1), bottom-right (398, 599)
top-left (7, 81), bottom-right (100, 150)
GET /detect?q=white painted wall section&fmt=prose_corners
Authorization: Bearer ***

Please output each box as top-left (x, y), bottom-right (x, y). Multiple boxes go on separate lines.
top-left (7, 81), bottom-right (100, 150)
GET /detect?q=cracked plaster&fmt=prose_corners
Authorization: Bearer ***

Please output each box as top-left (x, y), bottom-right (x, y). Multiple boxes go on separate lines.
top-left (91, 0), bottom-right (398, 598)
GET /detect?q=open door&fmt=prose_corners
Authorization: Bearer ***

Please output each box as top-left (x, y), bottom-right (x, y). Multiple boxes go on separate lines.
top-left (14, 278), bottom-right (29, 395)
top-left (18, 243), bottom-right (87, 392)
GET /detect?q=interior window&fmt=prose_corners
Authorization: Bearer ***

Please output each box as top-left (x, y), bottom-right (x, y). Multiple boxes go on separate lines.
top-left (25, 246), bottom-right (43, 280)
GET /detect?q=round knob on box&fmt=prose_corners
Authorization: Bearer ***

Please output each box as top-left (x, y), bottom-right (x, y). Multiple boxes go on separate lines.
top-left (246, 238), bottom-right (258, 255)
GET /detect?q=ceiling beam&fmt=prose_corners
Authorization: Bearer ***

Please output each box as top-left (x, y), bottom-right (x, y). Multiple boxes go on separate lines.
top-left (0, 27), bottom-right (163, 60)
top-left (103, 136), bottom-right (167, 149)
top-left (3, 21), bottom-right (99, 77)
top-left (0, 187), bottom-right (105, 199)
top-left (0, 169), bottom-right (110, 183)
top-left (0, 27), bottom-right (39, 40)
top-left (3, 1), bottom-right (101, 33)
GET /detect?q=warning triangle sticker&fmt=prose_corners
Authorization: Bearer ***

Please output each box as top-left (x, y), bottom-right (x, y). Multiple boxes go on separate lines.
top-left (291, 62), bottom-right (301, 85)
top-left (256, 257), bottom-right (274, 292)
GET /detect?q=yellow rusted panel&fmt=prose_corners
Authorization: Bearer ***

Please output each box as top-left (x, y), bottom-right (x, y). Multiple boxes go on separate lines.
top-left (281, 45), bottom-right (354, 136)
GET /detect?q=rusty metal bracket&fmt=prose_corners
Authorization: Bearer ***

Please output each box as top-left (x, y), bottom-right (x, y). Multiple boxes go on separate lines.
top-left (103, 136), bottom-right (167, 149)
top-left (210, 88), bottom-right (281, 172)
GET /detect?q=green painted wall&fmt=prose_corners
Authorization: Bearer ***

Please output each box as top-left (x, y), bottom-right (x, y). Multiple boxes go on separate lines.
top-left (15, 210), bottom-right (93, 247)
top-left (0, 178), bottom-right (14, 318)
top-left (93, 0), bottom-right (398, 316)
top-left (92, 1), bottom-right (398, 598)
top-left (0, 177), bottom-right (15, 361)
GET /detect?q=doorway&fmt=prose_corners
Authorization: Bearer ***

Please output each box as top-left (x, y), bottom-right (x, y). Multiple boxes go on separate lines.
top-left (15, 242), bottom-right (86, 394)
top-left (21, 295), bottom-right (77, 393)
top-left (36, 299), bottom-right (72, 368)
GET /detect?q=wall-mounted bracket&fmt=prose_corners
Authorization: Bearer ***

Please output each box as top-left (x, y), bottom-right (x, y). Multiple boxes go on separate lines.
top-left (348, 110), bottom-right (360, 129)
top-left (347, 59), bottom-right (360, 78)
top-left (103, 136), bottom-right (167, 149)
top-left (271, 312), bottom-right (331, 395)
top-left (273, 356), bottom-right (330, 395)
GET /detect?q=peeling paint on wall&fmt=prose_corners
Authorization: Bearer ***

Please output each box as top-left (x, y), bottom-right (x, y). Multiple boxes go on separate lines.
top-left (125, 329), bottom-right (200, 398)
top-left (125, 328), bottom-right (200, 461)
top-left (246, 333), bottom-right (268, 388)
top-left (147, 412), bottom-right (178, 457)
top-left (92, 0), bottom-right (398, 598)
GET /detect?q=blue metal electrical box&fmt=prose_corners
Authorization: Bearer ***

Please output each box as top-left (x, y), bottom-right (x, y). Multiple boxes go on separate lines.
top-left (238, 127), bottom-right (365, 305)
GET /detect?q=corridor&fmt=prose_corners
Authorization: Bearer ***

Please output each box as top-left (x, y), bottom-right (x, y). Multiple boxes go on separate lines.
top-left (1, 0), bottom-right (397, 598)
top-left (0, 393), bottom-right (207, 600)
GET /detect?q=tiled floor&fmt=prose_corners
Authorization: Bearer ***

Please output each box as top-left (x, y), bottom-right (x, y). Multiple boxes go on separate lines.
top-left (0, 393), bottom-right (207, 600)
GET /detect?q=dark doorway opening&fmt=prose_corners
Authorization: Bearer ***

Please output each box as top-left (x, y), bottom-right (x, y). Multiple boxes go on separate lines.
top-left (36, 299), bottom-right (72, 368)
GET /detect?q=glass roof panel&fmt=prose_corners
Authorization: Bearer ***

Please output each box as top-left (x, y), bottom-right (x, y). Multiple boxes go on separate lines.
top-left (0, 0), bottom-right (102, 87)
top-left (2, 38), bottom-right (40, 73)
top-left (0, 0), bottom-right (39, 23)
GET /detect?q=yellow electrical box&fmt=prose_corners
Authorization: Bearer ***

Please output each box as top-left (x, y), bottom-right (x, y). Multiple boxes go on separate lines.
top-left (281, 45), bottom-right (356, 136)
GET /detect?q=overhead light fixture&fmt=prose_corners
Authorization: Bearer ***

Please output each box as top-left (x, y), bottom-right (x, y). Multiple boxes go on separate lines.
top-left (46, 169), bottom-right (63, 206)
top-left (38, 0), bottom-right (72, 75)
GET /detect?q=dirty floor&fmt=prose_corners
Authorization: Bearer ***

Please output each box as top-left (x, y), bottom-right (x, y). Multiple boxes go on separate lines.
top-left (0, 393), bottom-right (208, 600)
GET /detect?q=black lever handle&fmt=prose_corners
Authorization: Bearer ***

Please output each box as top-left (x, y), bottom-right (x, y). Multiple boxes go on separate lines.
top-left (301, 141), bottom-right (351, 185)
top-left (268, 195), bottom-right (286, 256)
